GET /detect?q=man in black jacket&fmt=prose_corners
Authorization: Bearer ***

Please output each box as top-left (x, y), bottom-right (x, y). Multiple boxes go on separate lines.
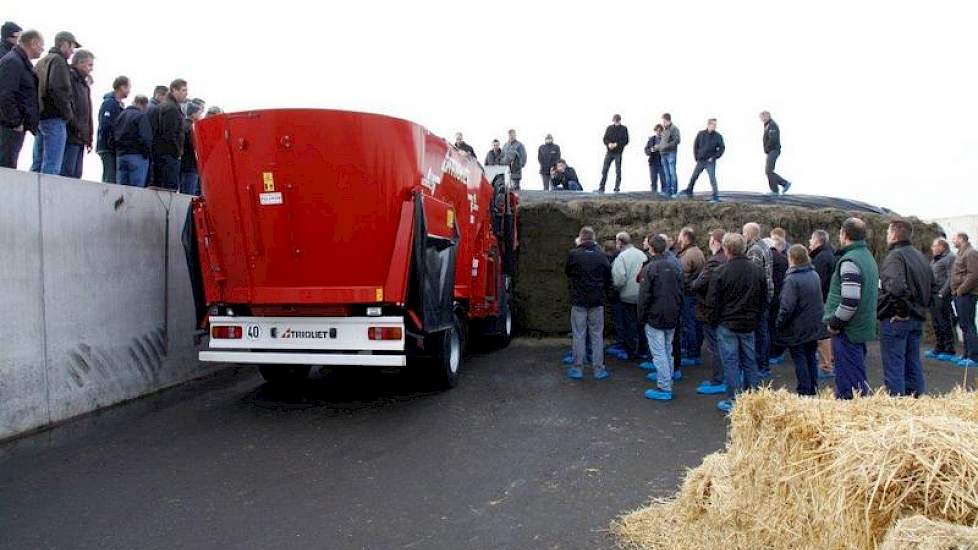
top-left (550, 159), bottom-right (581, 191)
top-left (639, 235), bottom-right (684, 401)
top-left (152, 78), bottom-right (188, 190)
top-left (453, 132), bottom-right (476, 159)
top-left (692, 229), bottom-right (728, 394)
top-left (564, 226), bottom-right (612, 380)
top-left (31, 31), bottom-right (81, 174)
top-left (537, 134), bottom-right (560, 190)
top-left (706, 232), bottom-right (768, 414)
top-left (760, 110), bottom-right (791, 194)
top-left (683, 118), bottom-right (724, 202)
top-left (0, 30), bottom-right (43, 168)
top-left (61, 49), bottom-right (94, 178)
top-left (878, 220), bottom-right (935, 397)
top-left (597, 114), bottom-right (628, 193)
top-left (926, 238), bottom-right (957, 360)
top-left (809, 229), bottom-right (837, 372)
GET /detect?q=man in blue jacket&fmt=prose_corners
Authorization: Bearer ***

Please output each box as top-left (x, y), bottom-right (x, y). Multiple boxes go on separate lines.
top-left (113, 95), bottom-right (153, 186)
top-left (684, 118), bottom-right (724, 202)
top-left (776, 245), bottom-right (826, 395)
top-left (643, 124), bottom-right (665, 193)
top-left (96, 75), bottom-right (130, 183)
top-left (0, 30), bottom-right (43, 168)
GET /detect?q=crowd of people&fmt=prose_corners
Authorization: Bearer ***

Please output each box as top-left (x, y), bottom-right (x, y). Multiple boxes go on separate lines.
top-left (564, 220), bottom-right (978, 413)
top-left (0, 23), bottom-right (222, 194)
top-left (453, 112), bottom-right (792, 198)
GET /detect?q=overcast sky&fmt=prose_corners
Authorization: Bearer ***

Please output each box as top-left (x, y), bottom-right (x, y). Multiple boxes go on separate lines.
top-left (8, 1), bottom-right (976, 218)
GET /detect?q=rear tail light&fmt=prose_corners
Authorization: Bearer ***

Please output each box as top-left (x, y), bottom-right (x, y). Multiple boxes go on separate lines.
top-left (368, 327), bottom-right (403, 341)
top-left (211, 325), bottom-right (243, 339)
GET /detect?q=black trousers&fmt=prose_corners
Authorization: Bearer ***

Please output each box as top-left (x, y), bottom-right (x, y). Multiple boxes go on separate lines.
top-left (599, 151), bottom-right (623, 191)
top-left (0, 126), bottom-right (26, 169)
top-left (765, 149), bottom-right (789, 192)
top-left (931, 294), bottom-right (956, 354)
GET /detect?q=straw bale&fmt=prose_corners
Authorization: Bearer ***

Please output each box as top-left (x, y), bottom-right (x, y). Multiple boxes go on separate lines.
top-left (612, 389), bottom-right (978, 550)
top-left (880, 515), bottom-right (978, 549)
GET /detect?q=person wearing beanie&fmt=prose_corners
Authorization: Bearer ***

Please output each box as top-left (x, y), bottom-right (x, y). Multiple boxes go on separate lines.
top-left (179, 98), bottom-right (205, 195)
top-left (1, 21), bottom-right (22, 57)
top-left (537, 133), bottom-right (560, 190)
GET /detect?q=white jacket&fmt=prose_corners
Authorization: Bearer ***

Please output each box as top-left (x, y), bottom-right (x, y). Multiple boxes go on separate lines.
top-left (612, 245), bottom-right (648, 304)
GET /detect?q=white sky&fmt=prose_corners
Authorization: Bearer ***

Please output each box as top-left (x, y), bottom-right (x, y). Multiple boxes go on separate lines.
top-left (9, 1), bottom-right (977, 218)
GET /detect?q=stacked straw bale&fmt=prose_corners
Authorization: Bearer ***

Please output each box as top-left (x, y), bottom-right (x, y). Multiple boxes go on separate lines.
top-left (880, 515), bottom-right (978, 549)
top-left (612, 389), bottom-right (978, 549)
top-left (514, 200), bottom-right (941, 335)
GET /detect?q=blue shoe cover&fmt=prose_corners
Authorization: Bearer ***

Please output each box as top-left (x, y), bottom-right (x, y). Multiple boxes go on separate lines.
top-left (697, 383), bottom-right (727, 395)
top-left (644, 389), bottom-right (673, 401)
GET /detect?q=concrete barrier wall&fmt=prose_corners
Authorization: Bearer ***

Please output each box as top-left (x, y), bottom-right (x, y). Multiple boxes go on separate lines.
top-left (0, 168), bottom-right (212, 440)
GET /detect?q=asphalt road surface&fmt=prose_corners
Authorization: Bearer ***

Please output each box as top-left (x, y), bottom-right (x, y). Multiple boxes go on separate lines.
top-left (2, 339), bottom-right (974, 550)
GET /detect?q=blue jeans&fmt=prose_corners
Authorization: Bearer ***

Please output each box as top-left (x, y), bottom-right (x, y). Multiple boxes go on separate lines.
top-left (686, 160), bottom-right (718, 198)
top-left (832, 332), bottom-right (870, 399)
top-left (116, 154), bottom-right (149, 187)
top-left (704, 324), bottom-right (723, 384)
top-left (0, 126), bottom-right (26, 168)
top-left (789, 341), bottom-right (819, 395)
top-left (880, 319), bottom-right (925, 397)
top-left (717, 325), bottom-right (758, 400)
top-left (956, 294), bottom-right (978, 361)
top-left (648, 160), bottom-right (666, 193)
top-left (680, 295), bottom-right (701, 358)
top-left (755, 309), bottom-right (771, 376)
top-left (620, 302), bottom-right (639, 356)
top-left (180, 172), bottom-right (200, 195)
top-left (645, 325), bottom-right (675, 392)
top-left (61, 143), bottom-right (84, 178)
top-left (32, 118), bottom-right (68, 175)
top-left (660, 152), bottom-right (678, 195)
top-left (154, 154), bottom-right (181, 189)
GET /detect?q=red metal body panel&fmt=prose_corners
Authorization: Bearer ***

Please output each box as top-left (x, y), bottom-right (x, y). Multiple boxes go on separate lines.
top-left (192, 109), bottom-right (512, 321)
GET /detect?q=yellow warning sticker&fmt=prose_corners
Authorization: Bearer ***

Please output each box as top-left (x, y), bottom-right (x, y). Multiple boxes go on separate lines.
top-left (375, 288), bottom-right (384, 302)
top-left (262, 172), bottom-right (275, 192)
top-left (447, 210), bottom-right (455, 228)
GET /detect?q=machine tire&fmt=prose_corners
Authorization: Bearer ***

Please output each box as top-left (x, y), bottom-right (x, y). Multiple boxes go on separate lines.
top-left (487, 292), bottom-right (513, 349)
top-left (258, 365), bottom-right (311, 386)
top-left (430, 319), bottom-right (463, 389)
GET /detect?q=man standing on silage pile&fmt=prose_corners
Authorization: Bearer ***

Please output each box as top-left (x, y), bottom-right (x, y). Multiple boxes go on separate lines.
top-left (824, 218), bottom-right (879, 399)
top-left (877, 220), bottom-right (935, 397)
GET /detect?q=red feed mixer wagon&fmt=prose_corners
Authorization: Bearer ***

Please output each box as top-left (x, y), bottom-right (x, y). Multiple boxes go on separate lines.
top-left (187, 109), bottom-right (519, 388)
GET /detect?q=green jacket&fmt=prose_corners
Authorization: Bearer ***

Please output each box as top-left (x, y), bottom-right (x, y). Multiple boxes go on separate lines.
top-left (823, 241), bottom-right (879, 343)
